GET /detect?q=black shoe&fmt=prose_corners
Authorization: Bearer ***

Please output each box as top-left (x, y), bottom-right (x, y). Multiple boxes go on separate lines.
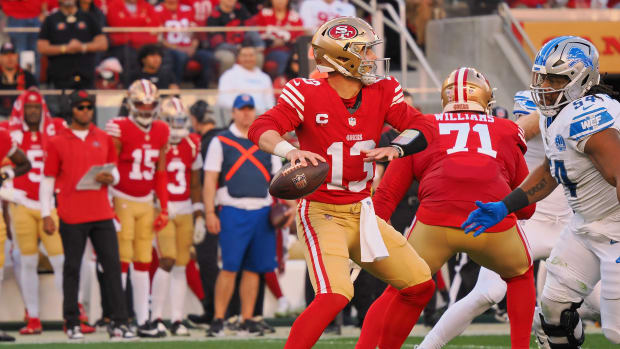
top-left (0, 330), bottom-right (15, 342)
top-left (238, 319), bottom-right (263, 337)
top-left (187, 313), bottom-right (210, 329)
top-left (170, 321), bottom-right (190, 336)
top-left (108, 322), bottom-right (136, 340)
top-left (253, 316), bottom-right (275, 334)
top-left (153, 318), bottom-right (168, 337)
top-left (137, 321), bottom-right (160, 338)
top-left (207, 318), bottom-right (225, 337)
top-left (323, 323), bottom-right (341, 335)
top-left (95, 318), bottom-right (111, 331)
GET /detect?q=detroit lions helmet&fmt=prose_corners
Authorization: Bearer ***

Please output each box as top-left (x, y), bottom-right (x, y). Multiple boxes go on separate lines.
top-left (530, 36), bottom-right (600, 116)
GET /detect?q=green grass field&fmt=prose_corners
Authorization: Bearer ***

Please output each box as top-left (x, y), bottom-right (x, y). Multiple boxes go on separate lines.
top-left (3, 334), bottom-right (615, 349)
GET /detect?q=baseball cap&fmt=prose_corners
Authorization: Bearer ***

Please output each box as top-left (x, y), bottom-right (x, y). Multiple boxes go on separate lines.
top-left (69, 89), bottom-right (95, 107)
top-left (0, 41), bottom-right (16, 55)
top-left (233, 94), bottom-right (255, 109)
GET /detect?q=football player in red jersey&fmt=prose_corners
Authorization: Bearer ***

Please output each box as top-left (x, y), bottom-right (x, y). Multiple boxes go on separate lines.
top-left (105, 79), bottom-right (170, 337)
top-left (248, 17), bottom-right (436, 349)
top-left (0, 122), bottom-right (30, 342)
top-left (7, 90), bottom-right (67, 335)
top-left (150, 97), bottom-right (204, 337)
top-left (363, 68), bottom-right (537, 349)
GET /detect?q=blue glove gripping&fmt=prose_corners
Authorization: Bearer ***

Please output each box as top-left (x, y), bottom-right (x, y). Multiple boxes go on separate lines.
top-left (461, 201), bottom-right (509, 237)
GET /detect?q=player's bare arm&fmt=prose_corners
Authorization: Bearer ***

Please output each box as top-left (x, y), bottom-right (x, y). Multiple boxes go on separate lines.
top-left (513, 158), bottom-right (559, 206)
top-left (190, 169), bottom-right (204, 220)
top-left (515, 111), bottom-right (541, 141)
top-left (7, 148), bottom-right (31, 181)
top-left (258, 129), bottom-right (325, 167)
top-left (203, 170), bottom-right (220, 234)
top-left (112, 137), bottom-right (122, 156)
top-left (584, 128), bottom-right (620, 203)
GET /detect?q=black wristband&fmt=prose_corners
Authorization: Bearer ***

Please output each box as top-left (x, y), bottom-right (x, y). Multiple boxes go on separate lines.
top-left (389, 129), bottom-right (428, 157)
top-left (501, 188), bottom-right (529, 214)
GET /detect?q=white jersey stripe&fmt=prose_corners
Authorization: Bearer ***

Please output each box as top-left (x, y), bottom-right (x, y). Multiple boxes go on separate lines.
top-left (392, 92), bottom-right (404, 103)
top-left (300, 199), bottom-right (328, 294)
top-left (282, 89), bottom-right (304, 111)
top-left (280, 95), bottom-right (304, 121)
top-left (395, 84), bottom-right (402, 93)
top-left (284, 83), bottom-right (305, 103)
top-left (391, 96), bottom-right (405, 107)
top-left (456, 68), bottom-right (466, 102)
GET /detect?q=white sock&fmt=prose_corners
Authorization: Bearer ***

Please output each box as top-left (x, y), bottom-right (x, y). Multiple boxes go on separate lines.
top-left (150, 268), bottom-right (171, 320)
top-left (121, 271), bottom-right (127, 290)
top-left (48, 254), bottom-right (64, 294)
top-left (0, 267), bottom-right (4, 299)
top-left (11, 245), bottom-right (22, 291)
top-left (169, 266), bottom-right (187, 323)
top-left (131, 269), bottom-right (150, 325)
top-left (420, 268), bottom-right (506, 349)
top-left (21, 254), bottom-right (40, 318)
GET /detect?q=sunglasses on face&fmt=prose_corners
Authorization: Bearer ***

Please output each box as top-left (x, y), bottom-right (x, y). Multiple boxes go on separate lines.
top-left (75, 104), bottom-right (94, 111)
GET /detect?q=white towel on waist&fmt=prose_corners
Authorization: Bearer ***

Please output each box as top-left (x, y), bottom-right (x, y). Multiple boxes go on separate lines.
top-left (359, 197), bottom-right (389, 262)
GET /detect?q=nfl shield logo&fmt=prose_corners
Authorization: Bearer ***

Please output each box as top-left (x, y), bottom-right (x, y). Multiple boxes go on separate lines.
top-left (348, 117), bottom-right (357, 127)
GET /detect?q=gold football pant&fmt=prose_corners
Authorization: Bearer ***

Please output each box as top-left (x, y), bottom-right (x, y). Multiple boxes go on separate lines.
top-left (114, 197), bottom-right (154, 264)
top-left (0, 213), bottom-right (5, 268)
top-left (156, 213), bottom-right (193, 267)
top-left (297, 199), bottom-right (431, 300)
top-left (13, 204), bottom-right (63, 257)
top-left (407, 219), bottom-right (532, 279)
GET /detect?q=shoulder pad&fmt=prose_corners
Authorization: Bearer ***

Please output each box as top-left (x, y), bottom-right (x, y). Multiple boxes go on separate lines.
top-left (513, 90), bottom-right (537, 117)
top-left (188, 133), bottom-right (202, 146)
top-left (565, 95), bottom-right (617, 141)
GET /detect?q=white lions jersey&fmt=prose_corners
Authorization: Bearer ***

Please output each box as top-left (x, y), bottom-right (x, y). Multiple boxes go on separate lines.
top-left (540, 93), bottom-right (620, 235)
top-left (514, 90), bottom-right (571, 218)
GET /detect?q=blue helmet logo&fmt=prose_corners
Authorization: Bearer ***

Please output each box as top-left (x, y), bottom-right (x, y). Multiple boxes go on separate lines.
top-left (534, 36), bottom-right (573, 66)
top-left (567, 47), bottom-right (593, 69)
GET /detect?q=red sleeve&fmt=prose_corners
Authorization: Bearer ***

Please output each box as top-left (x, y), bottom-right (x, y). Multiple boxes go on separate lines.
top-left (372, 156), bottom-right (415, 221)
top-left (0, 129), bottom-right (13, 159)
top-left (248, 79), bottom-right (305, 145)
top-left (43, 139), bottom-right (60, 177)
top-left (383, 78), bottom-right (436, 144)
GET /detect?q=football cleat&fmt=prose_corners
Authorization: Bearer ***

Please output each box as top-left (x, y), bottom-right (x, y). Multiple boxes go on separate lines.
top-left (136, 321), bottom-right (160, 338)
top-left (206, 318), bottom-right (225, 337)
top-left (253, 316), bottom-right (275, 334)
top-left (0, 331), bottom-right (15, 342)
top-left (108, 322), bottom-right (137, 341)
top-left (66, 325), bottom-right (84, 340)
top-left (275, 297), bottom-right (291, 318)
top-left (237, 319), bottom-right (264, 337)
top-left (187, 313), bottom-right (210, 329)
top-left (170, 321), bottom-right (190, 336)
top-left (19, 317), bottom-right (42, 335)
top-left (153, 318), bottom-right (168, 337)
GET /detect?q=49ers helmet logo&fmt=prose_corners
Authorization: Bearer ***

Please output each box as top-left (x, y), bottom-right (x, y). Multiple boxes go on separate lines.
top-left (327, 24), bottom-right (358, 40)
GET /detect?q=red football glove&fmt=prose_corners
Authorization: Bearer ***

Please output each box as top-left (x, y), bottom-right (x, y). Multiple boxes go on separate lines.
top-left (154, 210), bottom-right (169, 232)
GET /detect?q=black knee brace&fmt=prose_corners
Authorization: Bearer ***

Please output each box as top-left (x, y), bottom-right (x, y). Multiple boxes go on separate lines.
top-left (540, 301), bottom-right (585, 349)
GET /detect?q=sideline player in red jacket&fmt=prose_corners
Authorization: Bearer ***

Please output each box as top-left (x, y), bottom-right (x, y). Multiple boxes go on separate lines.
top-left (105, 79), bottom-right (170, 337)
top-left (363, 68), bottom-right (537, 349)
top-left (248, 17), bottom-right (436, 349)
top-left (150, 97), bottom-right (204, 337)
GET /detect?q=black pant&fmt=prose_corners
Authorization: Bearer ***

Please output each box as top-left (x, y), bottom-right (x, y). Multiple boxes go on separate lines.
top-left (59, 219), bottom-right (128, 327)
top-left (195, 232), bottom-right (220, 321)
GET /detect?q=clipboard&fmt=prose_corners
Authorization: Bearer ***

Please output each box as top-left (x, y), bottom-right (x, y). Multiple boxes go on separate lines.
top-left (76, 163), bottom-right (116, 191)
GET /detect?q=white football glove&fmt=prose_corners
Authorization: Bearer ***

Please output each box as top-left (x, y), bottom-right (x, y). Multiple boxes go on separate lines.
top-left (193, 216), bottom-right (206, 244)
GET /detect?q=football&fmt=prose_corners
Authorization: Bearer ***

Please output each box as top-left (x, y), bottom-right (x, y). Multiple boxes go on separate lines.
top-left (269, 161), bottom-right (330, 200)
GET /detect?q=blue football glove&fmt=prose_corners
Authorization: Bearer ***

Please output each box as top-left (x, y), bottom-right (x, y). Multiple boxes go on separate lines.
top-left (461, 200), bottom-right (509, 237)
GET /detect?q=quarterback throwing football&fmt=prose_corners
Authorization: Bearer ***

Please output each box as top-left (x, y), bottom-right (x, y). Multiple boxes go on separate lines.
top-left (249, 17), bottom-right (436, 349)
